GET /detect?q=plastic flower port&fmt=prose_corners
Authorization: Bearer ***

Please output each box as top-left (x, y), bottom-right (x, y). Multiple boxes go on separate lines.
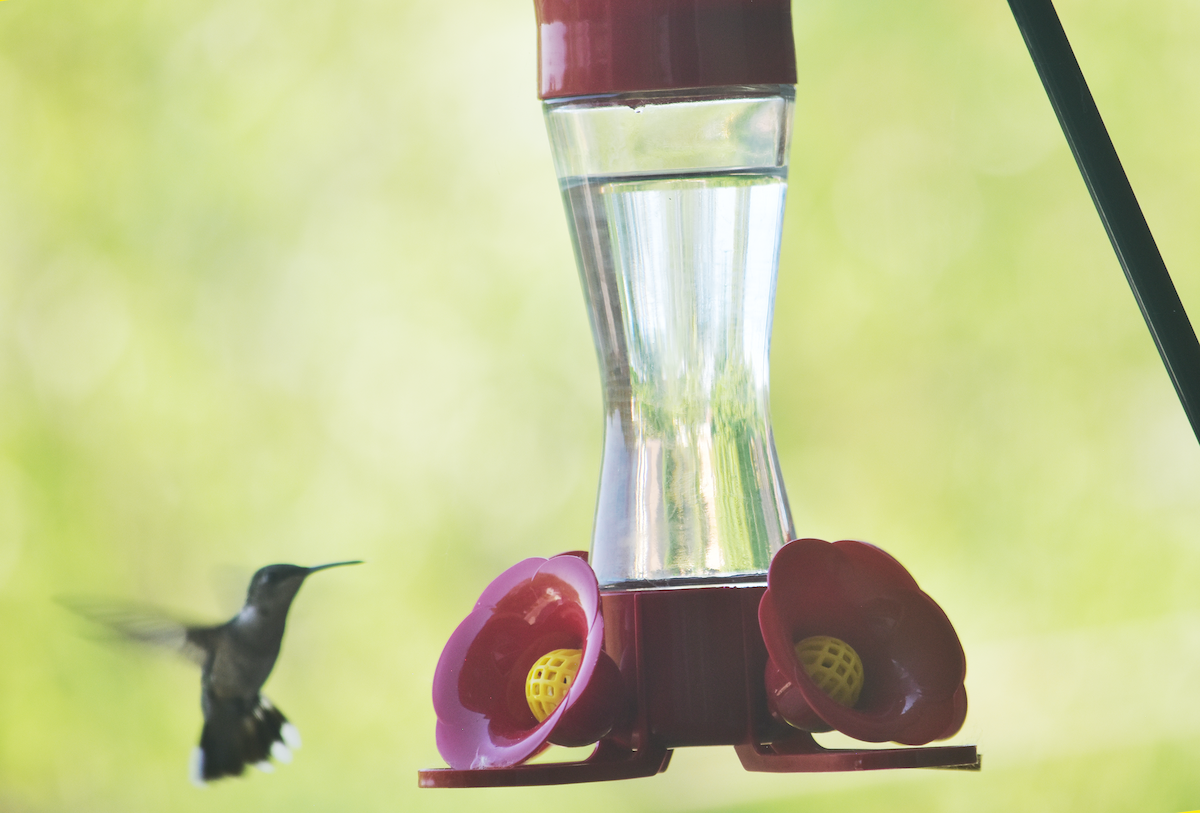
top-left (432, 553), bottom-right (622, 770)
top-left (759, 538), bottom-right (968, 746)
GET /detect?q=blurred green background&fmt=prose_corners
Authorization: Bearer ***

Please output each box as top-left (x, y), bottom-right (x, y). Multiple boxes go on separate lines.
top-left (3, 0), bottom-right (1200, 810)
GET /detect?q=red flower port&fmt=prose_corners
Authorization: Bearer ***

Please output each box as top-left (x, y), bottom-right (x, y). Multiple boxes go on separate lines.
top-left (759, 538), bottom-right (968, 746)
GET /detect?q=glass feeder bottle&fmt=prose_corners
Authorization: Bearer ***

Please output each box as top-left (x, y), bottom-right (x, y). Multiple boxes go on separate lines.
top-left (538, 1), bottom-right (799, 589)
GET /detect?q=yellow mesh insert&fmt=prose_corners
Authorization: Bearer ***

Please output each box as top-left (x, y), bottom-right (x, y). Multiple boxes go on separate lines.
top-left (794, 636), bottom-right (864, 708)
top-left (525, 648), bottom-right (583, 722)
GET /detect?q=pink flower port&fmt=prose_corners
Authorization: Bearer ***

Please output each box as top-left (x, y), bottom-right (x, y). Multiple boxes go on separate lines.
top-left (432, 553), bottom-right (621, 770)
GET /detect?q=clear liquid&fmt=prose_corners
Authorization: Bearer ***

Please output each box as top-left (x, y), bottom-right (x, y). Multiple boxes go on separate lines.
top-left (561, 170), bottom-right (794, 588)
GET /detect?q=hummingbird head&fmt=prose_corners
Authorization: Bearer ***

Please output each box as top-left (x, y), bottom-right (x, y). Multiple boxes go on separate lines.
top-left (244, 561), bottom-right (363, 614)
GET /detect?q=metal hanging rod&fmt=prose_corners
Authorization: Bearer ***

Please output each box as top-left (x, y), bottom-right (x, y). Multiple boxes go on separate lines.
top-left (1007, 0), bottom-right (1200, 445)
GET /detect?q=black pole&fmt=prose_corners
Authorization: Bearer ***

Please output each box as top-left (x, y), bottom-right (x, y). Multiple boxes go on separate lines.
top-left (1006, 0), bottom-right (1200, 445)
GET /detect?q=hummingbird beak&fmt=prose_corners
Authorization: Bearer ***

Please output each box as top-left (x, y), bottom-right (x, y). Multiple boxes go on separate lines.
top-left (305, 560), bottom-right (364, 575)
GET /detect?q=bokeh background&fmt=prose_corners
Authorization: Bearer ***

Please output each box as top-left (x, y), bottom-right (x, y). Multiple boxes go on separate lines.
top-left (3, 0), bottom-right (1200, 810)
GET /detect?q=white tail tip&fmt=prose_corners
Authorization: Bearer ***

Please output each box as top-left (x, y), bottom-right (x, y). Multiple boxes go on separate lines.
top-left (270, 741), bottom-right (293, 764)
top-left (189, 747), bottom-right (207, 788)
top-left (281, 722), bottom-right (302, 750)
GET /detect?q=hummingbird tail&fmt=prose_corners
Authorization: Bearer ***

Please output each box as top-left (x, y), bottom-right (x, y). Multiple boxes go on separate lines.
top-left (190, 695), bottom-right (301, 786)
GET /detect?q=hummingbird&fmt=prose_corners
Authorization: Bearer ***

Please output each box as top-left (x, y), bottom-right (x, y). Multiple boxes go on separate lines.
top-left (66, 560), bottom-right (362, 786)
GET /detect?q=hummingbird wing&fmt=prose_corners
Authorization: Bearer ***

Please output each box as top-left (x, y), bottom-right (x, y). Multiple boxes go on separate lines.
top-left (190, 693), bottom-right (301, 785)
top-left (60, 598), bottom-right (213, 667)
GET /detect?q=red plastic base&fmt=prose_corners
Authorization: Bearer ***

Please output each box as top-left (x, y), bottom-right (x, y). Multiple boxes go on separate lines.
top-left (418, 740), bottom-right (672, 788)
top-left (419, 585), bottom-right (978, 787)
top-left (736, 731), bottom-right (979, 773)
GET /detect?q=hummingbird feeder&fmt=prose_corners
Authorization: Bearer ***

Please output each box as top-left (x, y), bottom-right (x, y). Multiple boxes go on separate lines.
top-left (420, 0), bottom-right (1200, 789)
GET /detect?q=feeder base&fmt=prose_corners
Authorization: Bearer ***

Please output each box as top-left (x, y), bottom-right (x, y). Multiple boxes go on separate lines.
top-left (418, 740), bottom-right (672, 788)
top-left (736, 731), bottom-right (980, 773)
top-left (418, 737), bottom-right (977, 788)
top-left (420, 584), bottom-right (978, 787)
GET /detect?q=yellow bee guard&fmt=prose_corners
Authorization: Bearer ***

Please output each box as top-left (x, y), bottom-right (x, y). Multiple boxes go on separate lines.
top-left (794, 636), bottom-right (864, 708)
top-left (526, 649), bottom-right (583, 722)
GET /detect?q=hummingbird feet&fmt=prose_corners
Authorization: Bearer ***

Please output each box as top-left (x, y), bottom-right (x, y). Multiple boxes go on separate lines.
top-left (190, 695), bottom-right (301, 786)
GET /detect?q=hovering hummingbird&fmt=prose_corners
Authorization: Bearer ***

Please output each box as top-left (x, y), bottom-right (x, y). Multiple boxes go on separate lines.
top-left (66, 560), bottom-right (362, 786)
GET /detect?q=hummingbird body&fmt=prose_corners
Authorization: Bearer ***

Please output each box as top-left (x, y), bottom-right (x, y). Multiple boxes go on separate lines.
top-left (68, 561), bottom-right (362, 785)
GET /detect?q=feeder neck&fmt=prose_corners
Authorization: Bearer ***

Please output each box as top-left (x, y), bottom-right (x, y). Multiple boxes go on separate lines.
top-left (534, 0), bottom-right (797, 99)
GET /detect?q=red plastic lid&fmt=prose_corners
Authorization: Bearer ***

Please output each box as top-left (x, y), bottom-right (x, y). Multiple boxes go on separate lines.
top-left (534, 0), bottom-right (797, 99)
